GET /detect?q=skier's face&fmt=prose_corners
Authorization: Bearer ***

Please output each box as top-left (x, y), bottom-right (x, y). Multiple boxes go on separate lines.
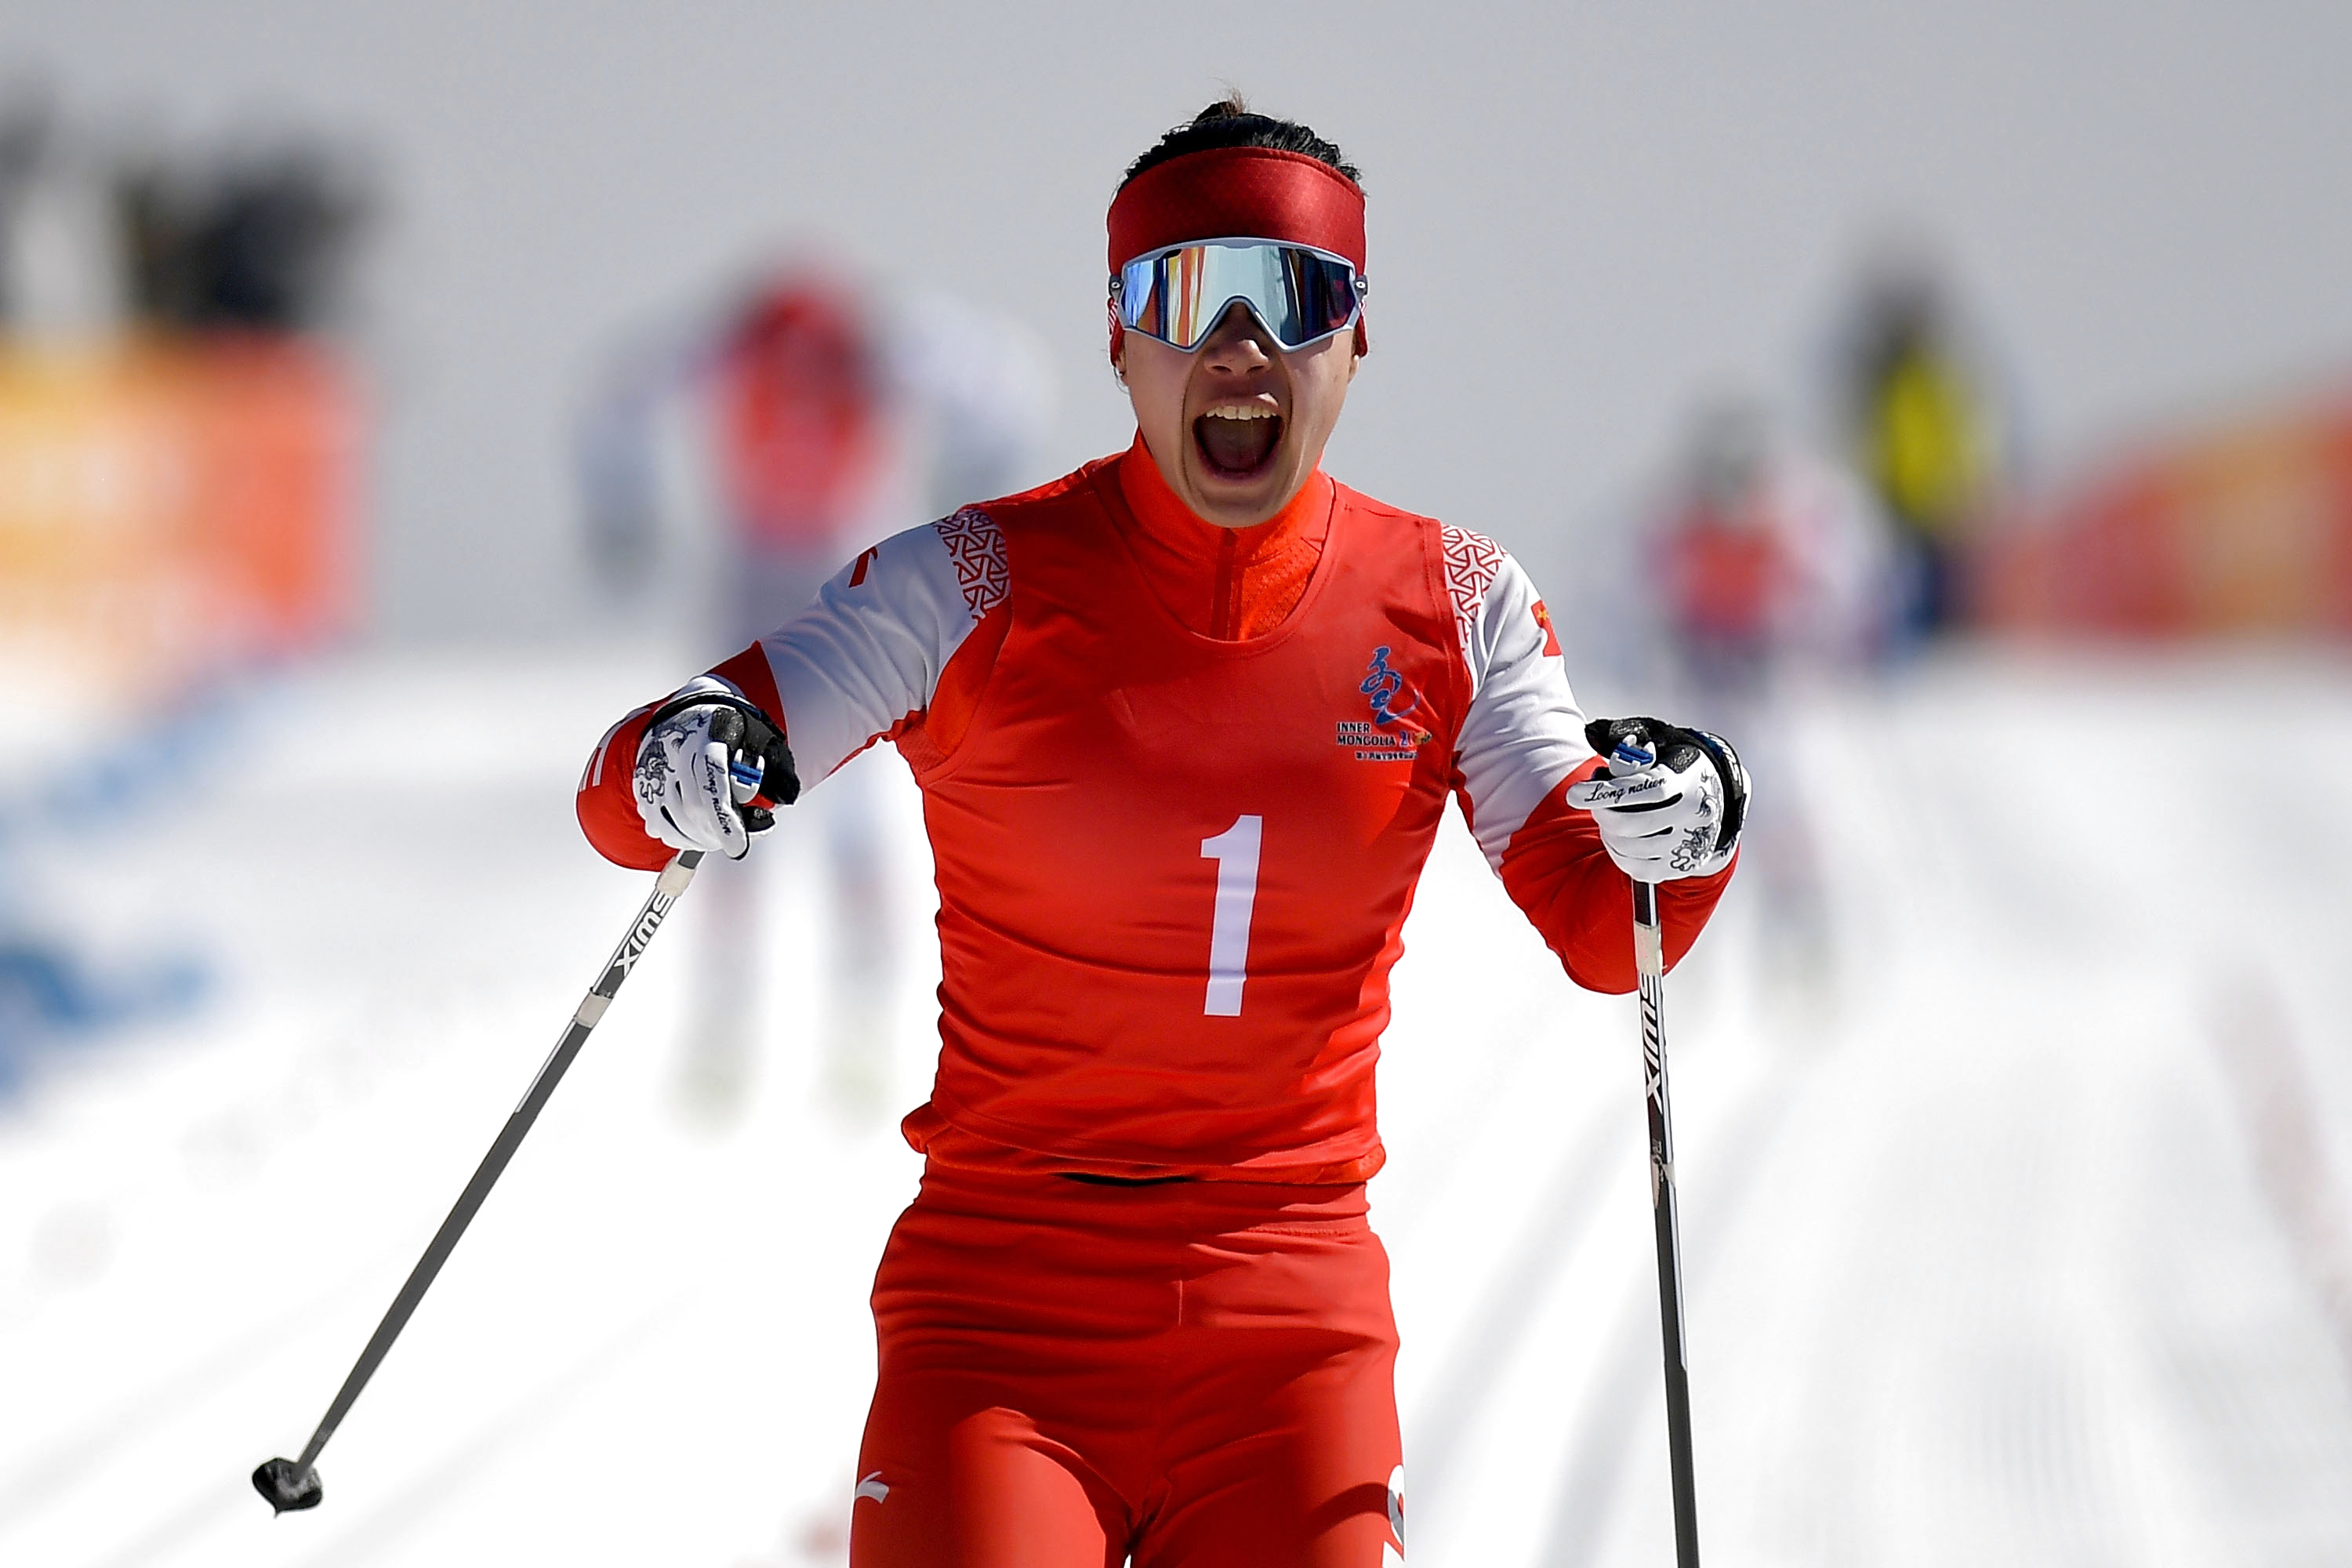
top-left (1120, 300), bottom-right (1360, 528)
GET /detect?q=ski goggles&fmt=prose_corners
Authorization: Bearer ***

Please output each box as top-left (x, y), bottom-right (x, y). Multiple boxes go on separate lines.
top-left (1111, 238), bottom-right (1366, 353)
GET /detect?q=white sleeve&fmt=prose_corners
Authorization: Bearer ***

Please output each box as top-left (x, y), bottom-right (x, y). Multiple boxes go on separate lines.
top-left (751, 506), bottom-right (1008, 784)
top-left (1443, 527), bottom-right (1595, 869)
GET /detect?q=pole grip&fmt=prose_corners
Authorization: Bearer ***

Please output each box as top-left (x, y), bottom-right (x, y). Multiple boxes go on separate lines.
top-left (1632, 878), bottom-right (1664, 978)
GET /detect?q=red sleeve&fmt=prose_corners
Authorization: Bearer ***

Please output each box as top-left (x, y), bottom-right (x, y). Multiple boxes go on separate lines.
top-left (707, 643), bottom-right (786, 719)
top-left (574, 642), bottom-right (789, 871)
top-left (1482, 754), bottom-right (1737, 995)
top-left (576, 702), bottom-right (666, 870)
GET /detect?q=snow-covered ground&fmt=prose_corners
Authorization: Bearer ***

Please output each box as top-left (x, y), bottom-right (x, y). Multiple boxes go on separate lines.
top-left (3, 644), bottom-right (2350, 1566)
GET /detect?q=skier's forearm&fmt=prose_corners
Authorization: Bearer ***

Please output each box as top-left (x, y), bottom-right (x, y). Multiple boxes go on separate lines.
top-left (1497, 767), bottom-right (1737, 993)
top-left (575, 510), bottom-right (1007, 868)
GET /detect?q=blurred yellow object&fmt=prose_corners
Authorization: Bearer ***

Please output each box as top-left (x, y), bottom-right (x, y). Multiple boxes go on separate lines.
top-left (1868, 347), bottom-right (1994, 540)
top-left (0, 336), bottom-right (361, 704)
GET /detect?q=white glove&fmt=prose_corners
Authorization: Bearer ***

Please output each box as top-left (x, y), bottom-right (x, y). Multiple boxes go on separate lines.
top-left (1563, 717), bottom-right (1747, 883)
top-left (633, 698), bottom-right (793, 859)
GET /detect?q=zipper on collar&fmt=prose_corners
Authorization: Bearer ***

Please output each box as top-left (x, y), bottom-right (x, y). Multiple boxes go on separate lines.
top-left (1210, 528), bottom-right (1241, 640)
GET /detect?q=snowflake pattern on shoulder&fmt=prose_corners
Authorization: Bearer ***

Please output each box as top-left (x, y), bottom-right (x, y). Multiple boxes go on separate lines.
top-left (934, 507), bottom-right (1010, 620)
top-left (1439, 524), bottom-right (1504, 656)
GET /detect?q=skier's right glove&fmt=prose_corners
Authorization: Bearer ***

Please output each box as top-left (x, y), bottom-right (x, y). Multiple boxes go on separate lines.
top-left (632, 694), bottom-right (798, 860)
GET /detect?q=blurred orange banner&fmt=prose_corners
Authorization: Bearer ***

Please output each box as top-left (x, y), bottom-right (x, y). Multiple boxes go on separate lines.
top-left (0, 336), bottom-right (361, 703)
top-left (1974, 387), bottom-right (2352, 638)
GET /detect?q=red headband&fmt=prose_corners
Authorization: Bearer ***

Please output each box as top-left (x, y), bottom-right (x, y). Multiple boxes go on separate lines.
top-left (1107, 146), bottom-right (1367, 274)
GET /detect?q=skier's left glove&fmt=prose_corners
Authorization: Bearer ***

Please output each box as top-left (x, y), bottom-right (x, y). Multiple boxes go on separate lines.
top-left (1564, 717), bottom-right (1748, 883)
top-left (632, 694), bottom-right (797, 860)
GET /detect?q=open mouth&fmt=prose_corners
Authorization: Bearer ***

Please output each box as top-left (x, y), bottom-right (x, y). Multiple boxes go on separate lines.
top-left (1194, 404), bottom-right (1283, 481)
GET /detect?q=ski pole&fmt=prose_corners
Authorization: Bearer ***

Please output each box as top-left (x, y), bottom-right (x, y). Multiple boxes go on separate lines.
top-left (252, 849), bottom-right (706, 1515)
top-left (1632, 870), bottom-right (1701, 1567)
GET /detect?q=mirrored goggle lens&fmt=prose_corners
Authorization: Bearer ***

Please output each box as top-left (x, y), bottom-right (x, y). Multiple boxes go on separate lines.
top-left (1116, 241), bottom-right (1362, 351)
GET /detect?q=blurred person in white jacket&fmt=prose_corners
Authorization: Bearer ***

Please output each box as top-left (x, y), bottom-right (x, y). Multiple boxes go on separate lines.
top-left (576, 260), bottom-right (1054, 1122)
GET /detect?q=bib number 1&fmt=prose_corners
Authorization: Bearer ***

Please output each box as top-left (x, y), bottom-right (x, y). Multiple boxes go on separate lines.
top-left (1200, 815), bottom-right (1263, 1017)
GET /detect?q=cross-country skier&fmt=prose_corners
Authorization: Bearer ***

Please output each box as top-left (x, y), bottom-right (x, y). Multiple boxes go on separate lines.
top-left (576, 98), bottom-right (1746, 1566)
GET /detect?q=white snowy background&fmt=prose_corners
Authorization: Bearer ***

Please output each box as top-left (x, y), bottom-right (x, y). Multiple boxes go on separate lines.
top-left (5, 3), bottom-right (2352, 1565)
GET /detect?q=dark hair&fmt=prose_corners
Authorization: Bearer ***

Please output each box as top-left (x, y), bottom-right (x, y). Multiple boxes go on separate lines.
top-left (1120, 95), bottom-right (1359, 189)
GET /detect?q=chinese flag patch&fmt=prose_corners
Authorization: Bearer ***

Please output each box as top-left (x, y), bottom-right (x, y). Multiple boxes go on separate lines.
top-left (1531, 600), bottom-right (1563, 656)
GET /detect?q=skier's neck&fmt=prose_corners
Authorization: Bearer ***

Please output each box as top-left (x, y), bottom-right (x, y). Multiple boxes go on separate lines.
top-left (1116, 433), bottom-right (1330, 561)
top-left (1110, 437), bottom-right (1331, 641)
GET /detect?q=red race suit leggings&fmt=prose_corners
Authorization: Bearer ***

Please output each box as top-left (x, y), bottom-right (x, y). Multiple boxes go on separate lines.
top-left (851, 1163), bottom-right (1406, 1567)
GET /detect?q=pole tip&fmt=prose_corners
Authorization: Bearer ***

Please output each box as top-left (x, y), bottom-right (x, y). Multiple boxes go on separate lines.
top-left (252, 1457), bottom-right (323, 1514)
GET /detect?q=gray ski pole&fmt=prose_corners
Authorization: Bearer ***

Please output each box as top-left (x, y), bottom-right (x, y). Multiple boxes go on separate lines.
top-left (252, 850), bottom-right (706, 1514)
top-left (1633, 874), bottom-right (1701, 1567)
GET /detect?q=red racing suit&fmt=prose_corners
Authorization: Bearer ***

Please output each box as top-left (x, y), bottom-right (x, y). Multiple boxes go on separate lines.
top-left (577, 439), bottom-right (1733, 1563)
top-left (580, 439), bottom-right (1731, 1179)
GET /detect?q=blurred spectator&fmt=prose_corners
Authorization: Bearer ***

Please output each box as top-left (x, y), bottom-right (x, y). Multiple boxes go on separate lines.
top-left (1654, 399), bottom-right (1893, 693)
top-left (1646, 398), bottom-right (1894, 992)
top-left (576, 257), bottom-right (1053, 1125)
top-left (1833, 238), bottom-right (2006, 641)
top-left (118, 146), bottom-right (365, 333)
